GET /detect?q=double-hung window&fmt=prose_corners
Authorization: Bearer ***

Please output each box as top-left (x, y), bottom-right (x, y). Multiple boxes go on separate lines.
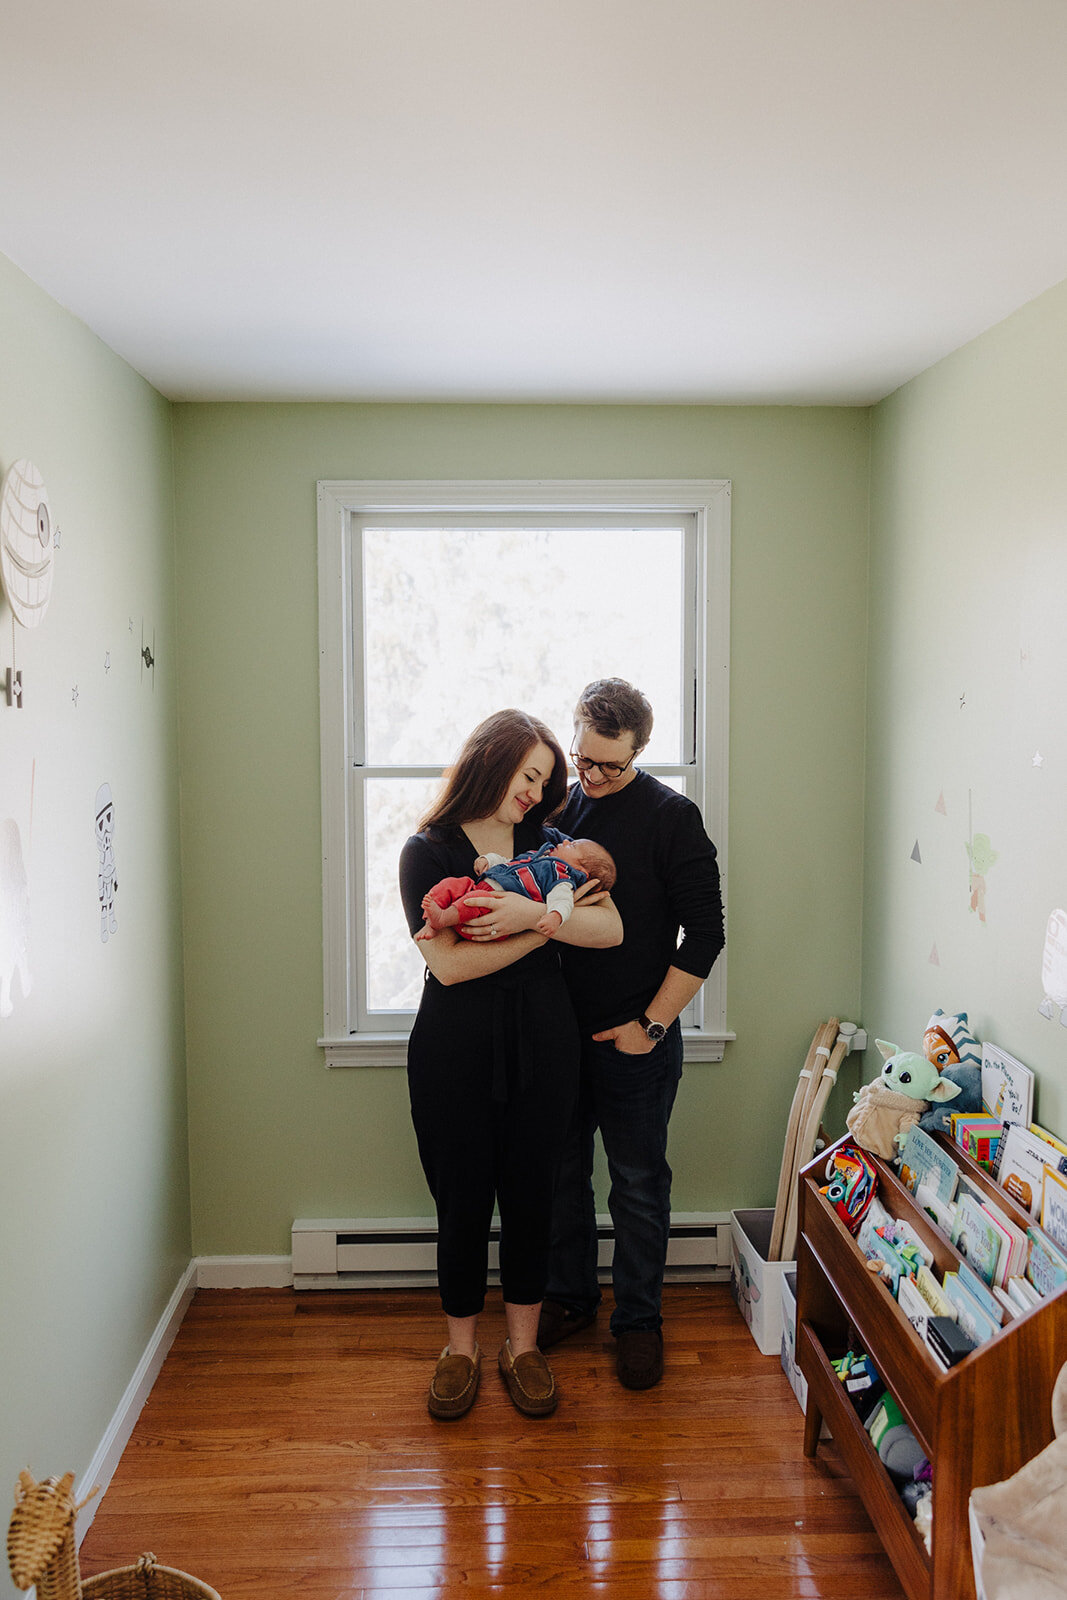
top-left (317, 479), bottom-right (730, 1066)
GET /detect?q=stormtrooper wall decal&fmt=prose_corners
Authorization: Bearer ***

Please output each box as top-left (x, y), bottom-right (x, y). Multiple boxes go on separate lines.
top-left (95, 783), bottom-right (118, 942)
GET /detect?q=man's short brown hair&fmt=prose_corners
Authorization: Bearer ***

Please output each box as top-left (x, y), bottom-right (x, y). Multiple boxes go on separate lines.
top-left (574, 678), bottom-right (653, 751)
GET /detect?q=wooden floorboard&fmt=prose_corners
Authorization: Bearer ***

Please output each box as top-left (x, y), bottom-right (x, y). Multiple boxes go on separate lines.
top-left (79, 1284), bottom-right (905, 1599)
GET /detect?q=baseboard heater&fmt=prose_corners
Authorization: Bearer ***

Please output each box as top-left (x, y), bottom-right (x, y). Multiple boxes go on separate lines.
top-left (291, 1212), bottom-right (733, 1290)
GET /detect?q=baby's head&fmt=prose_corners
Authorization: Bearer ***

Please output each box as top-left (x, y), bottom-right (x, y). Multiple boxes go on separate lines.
top-left (551, 838), bottom-right (617, 892)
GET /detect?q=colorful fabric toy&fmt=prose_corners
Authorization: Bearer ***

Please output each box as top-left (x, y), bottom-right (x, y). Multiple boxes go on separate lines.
top-left (819, 1143), bottom-right (878, 1233)
top-left (846, 1040), bottom-right (963, 1160)
top-left (919, 1008), bottom-right (984, 1134)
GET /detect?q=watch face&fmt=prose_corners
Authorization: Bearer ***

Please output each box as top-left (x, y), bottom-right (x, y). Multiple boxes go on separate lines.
top-left (644, 1019), bottom-right (666, 1042)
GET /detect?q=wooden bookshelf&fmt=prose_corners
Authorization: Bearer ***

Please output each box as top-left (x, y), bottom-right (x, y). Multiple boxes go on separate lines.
top-left (797, 1132), bottom-right (1067, 1600)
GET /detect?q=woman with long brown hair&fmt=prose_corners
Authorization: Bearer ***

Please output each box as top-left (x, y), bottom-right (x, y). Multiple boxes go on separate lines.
top-left (399, 709), bottom-right (622, 1419)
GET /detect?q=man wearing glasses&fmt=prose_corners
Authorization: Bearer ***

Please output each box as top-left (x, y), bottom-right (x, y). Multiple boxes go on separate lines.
top-left (540, 677), bottom-right (725, 1390)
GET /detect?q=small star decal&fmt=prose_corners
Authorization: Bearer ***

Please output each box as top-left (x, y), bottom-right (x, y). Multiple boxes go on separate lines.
top-left (1033, 751), bottom-right (1045, 767)
top-left (53, 527), bottom-right (62, 549)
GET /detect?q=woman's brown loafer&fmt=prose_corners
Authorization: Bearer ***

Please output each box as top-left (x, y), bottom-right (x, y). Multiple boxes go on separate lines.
top-left (498, 1338), bottom-right (558, 1416)
top-left (428, 1344), bottom-right (482, 1419)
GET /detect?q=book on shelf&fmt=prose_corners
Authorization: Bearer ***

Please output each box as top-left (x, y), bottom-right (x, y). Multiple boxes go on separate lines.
top-left (1030, 1120), bottom-right (1067, 1156)
top-left (897, 1273), bottom-right (930, 1339)
top-left (951, 1111), bottom-right (1004, 1171)
top-left (981, 1041), bottom-right (1035, 1127)
top-left (915, 1184), bottom-right (956, 1236)
top-left (979, 1197), bottom-right (1029, 1284)
top-left (913, 1262), bottom-right (956, 1318)
top-left (942, 1271), bottom-right (1000, 1345)
top-left (950, 1191), bottom-right (1006, 1286)
top-left (1025, 1226), bottom-right (1067, 1298)
top-left (926, 1313), bottom-right (976, 1368)
top-left (898, 1125), bottom-right (959, 1202)
top-left (1040, 1164), bottom-right (1067, 1254)
top-left (997, 1122), bottom-right (1067, 1218)
top-left (957, 1260), bottom-right (1005, 1324)
top-left (1007, 1272), bottom-right (1042, 1311)
top-left (992, 1284), bottom-right (1020, 1321)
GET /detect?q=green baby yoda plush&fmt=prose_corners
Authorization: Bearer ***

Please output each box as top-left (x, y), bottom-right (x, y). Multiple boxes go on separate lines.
top-left (845, 1040), bottom-right (962, 1161)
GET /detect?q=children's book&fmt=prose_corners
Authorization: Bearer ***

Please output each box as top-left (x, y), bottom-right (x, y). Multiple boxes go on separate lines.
top-left (980, 1197), bottom-right (1028, 1283)
top-left (1008, 1271), bottom-right (1042, 1310)
top-left (981, 1041), bottom-right (1035, 1127)
top-left (951, 1112), bottom-right (1004, 1171)
top-left (1025, 1226), bottom-right (1067, 1298)
top-left (1030, 1121), bottom-right (1067, 1156)
top-left (992, 1285), bottom-right (1020, 1321)
top-left (950, 1191), bottom-right (1005, 1286)
top-left (898, 1125), bottom-right (959, 1202)
top-left (997, 1123), bottom-right (1067, 1218)
top-left (1040, 1164), bottom-right (1067, 1254)
top-left (914, 1183), bottom-right (956, 1237)
top-left (897, 1273), bottom-right (930, 1339)
top-left (942, 1271), bottom-right (999, 1345)
top-left (957, 1259), bottom-right (1004, 1323)
top-left (913, 1262), bottom-right (956, 1318)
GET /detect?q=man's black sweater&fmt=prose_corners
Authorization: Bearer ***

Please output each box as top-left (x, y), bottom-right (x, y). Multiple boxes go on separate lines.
top-left (557, 770), bottom-right (724, 1034)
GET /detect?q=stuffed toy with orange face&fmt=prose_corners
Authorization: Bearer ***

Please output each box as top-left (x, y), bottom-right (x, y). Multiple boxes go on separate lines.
top-left (918, 1009), bottom-right (983, 1135)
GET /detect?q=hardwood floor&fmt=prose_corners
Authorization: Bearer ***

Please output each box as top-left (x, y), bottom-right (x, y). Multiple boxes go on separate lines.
top-left (79, 1284), bottom-right (905, 1599)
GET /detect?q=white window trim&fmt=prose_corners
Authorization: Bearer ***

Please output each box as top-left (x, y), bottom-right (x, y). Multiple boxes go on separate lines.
top-left (316, 479), bottom-right (732, 1068)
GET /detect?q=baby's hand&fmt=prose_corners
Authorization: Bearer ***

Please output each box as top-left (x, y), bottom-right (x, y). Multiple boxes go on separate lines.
top-left (534, 909), bottom-right (564, 936)
top-left (473, 855), bottom-right (489, 875)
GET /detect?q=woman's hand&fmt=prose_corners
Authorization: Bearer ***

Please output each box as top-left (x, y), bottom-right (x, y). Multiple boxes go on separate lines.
top-left (462, 890), bottom-right (545, 941)
top-left (573, 878), bottom-right (606, 905)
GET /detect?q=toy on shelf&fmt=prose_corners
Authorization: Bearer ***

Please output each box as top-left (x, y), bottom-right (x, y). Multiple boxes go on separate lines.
top-left (846, 1039), bottom-right (962, 1161)
top-left (819, 1143), bottom-right (877, 1234)
top-left (919, 1009), bottom-right (983, 1135)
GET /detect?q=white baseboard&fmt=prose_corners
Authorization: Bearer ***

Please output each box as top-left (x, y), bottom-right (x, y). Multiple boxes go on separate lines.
top-left (195, 1255), bottom-right (293, 1288)
top-left (75, 1260), bottom-right (197, 1543)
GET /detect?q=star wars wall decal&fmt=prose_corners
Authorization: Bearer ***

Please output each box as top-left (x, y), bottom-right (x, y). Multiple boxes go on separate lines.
top-left (0, 459), bottom-right (56, 628)
top-left (94, 784), bottom-right (118, 943)
top-left (1, 458), bottom-right (60, 713)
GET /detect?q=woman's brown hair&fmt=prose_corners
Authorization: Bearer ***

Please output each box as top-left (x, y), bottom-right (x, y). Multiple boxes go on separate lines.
top-left (420, 710), bottom-right (567, 832)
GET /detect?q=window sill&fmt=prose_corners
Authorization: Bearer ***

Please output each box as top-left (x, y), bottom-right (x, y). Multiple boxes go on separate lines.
top-left (319, 1031), bottom-right (736, 1069)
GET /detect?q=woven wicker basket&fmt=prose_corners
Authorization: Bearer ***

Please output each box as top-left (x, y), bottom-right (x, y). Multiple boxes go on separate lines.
top-left (81, 1555), bottom-right (220, 1600)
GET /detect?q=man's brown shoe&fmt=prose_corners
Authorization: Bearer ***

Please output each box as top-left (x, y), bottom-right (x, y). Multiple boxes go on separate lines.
top-left (616, 1328), bottom-right (664, 1390)
top-left (428, 1345), bottom-right (482, 1419)
top-left (537, 1299), bottom-right (597, 1349)
top-left (498, 1339), bottom-right (558, 1416)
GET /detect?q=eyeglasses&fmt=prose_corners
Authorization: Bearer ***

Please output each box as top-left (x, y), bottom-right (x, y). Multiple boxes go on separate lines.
top-left (570, 748), bottom-right (637, 780)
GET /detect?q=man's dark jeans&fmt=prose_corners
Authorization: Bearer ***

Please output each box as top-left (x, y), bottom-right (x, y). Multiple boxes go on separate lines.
top-left (546, 1020), bottom-right (683, 1335)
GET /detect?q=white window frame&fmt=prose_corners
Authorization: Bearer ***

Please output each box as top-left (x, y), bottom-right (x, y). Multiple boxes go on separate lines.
top-left (317, 479), bottom-right (732, 1068)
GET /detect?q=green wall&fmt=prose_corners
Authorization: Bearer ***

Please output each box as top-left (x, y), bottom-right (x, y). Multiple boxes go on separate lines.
top-left (173, 402), bottom-right (872, 1253)
top-left (0, 253), bottom-right (189, 1549)
top-left (7, 210), bottom-right (1067, 1580)
top-left (865, 278), bottom-right (1067, 1133)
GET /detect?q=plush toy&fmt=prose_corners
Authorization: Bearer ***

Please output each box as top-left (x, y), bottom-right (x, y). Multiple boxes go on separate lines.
top-left (918, 1008), bottom-right (984, 1134)
top-left (846, 1040), bottom-right (963, 1161)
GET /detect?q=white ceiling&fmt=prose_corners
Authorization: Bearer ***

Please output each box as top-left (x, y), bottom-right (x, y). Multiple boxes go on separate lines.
top-left (4, 0), bottom-right (1067, 405)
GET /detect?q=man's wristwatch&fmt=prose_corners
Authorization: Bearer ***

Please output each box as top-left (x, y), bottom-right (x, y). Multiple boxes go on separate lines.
top-left (638, 1014), bottom-right (667, 1045)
